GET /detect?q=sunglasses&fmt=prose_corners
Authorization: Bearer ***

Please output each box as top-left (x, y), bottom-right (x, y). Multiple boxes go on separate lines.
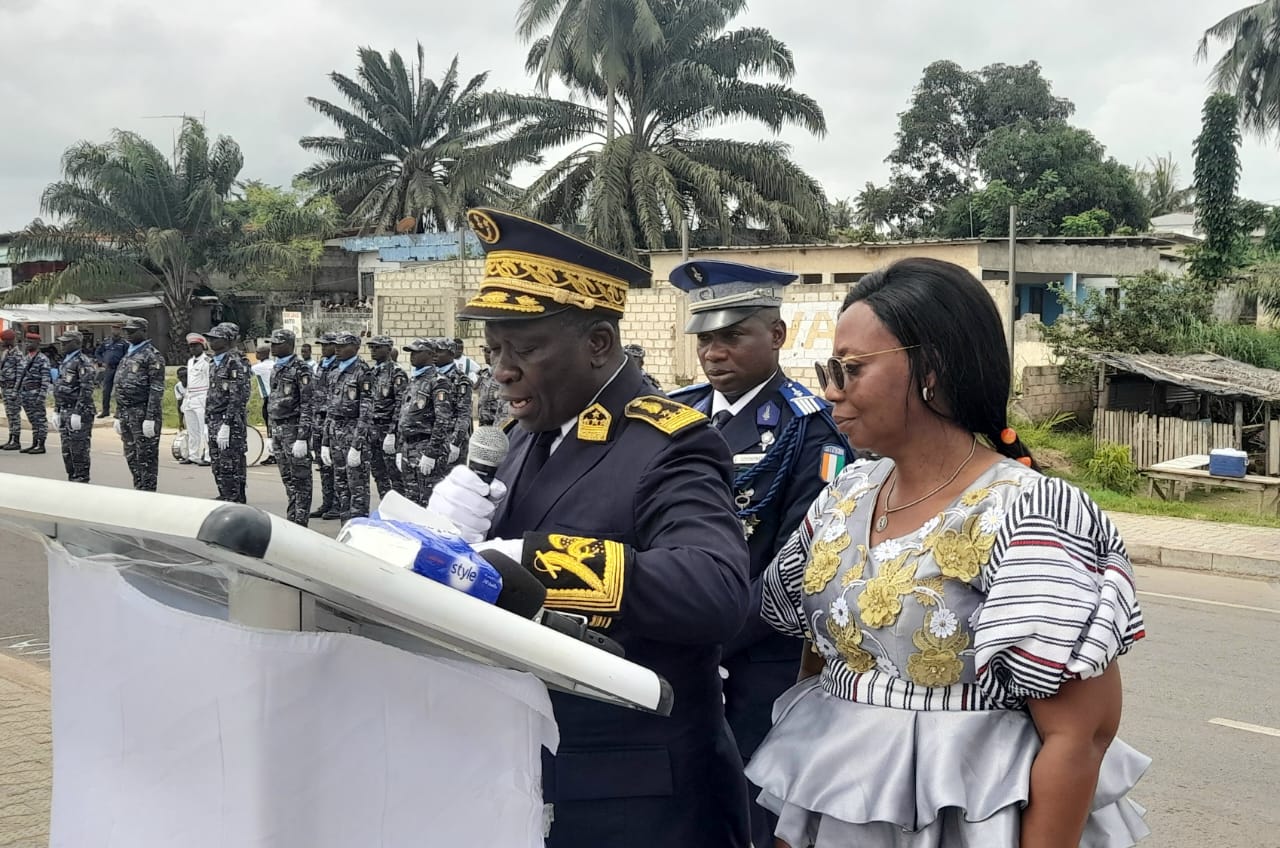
top-left (814, 345), bottom-right (919, 391)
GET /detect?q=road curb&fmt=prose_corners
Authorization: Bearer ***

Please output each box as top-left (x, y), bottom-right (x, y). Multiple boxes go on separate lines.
top-left (1126, 542), bottom-right (1280, 580)
top-left (0, 652), bottom-right (50, 694)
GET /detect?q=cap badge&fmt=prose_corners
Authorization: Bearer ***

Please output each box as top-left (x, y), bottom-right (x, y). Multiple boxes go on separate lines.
top-left (467, 210), bottom-right (501, 244)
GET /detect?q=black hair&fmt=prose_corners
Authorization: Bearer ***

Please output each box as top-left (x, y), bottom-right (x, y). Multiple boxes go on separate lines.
top-left (840, 257), bottom-right (1037, 469)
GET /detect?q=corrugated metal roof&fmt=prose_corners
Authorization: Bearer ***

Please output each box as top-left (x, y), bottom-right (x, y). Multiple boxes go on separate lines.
top-left (0, 304), bottom-right (143, 325)
top-left (329, 232), bottom-right (482, 262)
top-left (1094, 352), bottom-right (1280, 402)
top-left (643, 235), bottom-right (1175, 255)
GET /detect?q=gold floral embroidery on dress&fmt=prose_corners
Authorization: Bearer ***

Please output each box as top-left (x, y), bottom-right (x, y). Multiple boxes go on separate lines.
top-left (913, 575), bottom-right (946, 606)
top-left (826, 615), bottom-right (875, 673)
top-left (857, 552), bottom-right (919, 628)
top-left (906, 610), bottom-right (970, 686)
top-left (925, 514), bottom-right (997, 582)
top-left (803, 492), bottom-right (862, 595)
top-left (839, 544), bottom-right (868, 587)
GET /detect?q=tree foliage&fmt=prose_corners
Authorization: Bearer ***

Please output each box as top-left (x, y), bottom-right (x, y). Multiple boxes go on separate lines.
top-left (1134, 153), bottom-right (1194, 217)
top-left (223, 181), bottom-right (340, 290)
top-left (6, 120), bottom-right (328, 357)
top-left (1198, 1), bottom-right (1280, 140)
top-left (520, 0), bottom-right (828, 258)
top-left (1191, 93), bottom-right (1245, 282)
top-left (1060, 208), bottom-right (1114, 237)
top-left (300, 45), bottom-right (588, 233)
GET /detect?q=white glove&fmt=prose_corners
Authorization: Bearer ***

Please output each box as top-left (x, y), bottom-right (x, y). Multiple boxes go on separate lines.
top-left (113, 419), bottom-right (123, 435)
top-left (418, 454), bottom-right (436, 476)
top-left (216, 423), bottom-right (230, 449)
top-left (427, 466), bottom-right (509, 543)
top-left (347, 446), bottom-right (362, 468)
top-left (264, 438), bottom-right (274, 455)
top-left (395, 452), bottom-right (403, 471)
top-left (70, 414), bottom-right (82, 431)
top-left (382, 433), bottom-right (396, 454)
top-left (51, 412), bottom-right (61, 430)
top-left (142, 419), bottom-right (157, 438)
top-left (471, 537), bottom-right (524, 565)
top-left (447, 443), bottom-right (460, 464)
top-left (321, 445), bottom-right (333, 466)
top-left (291, 439), bottom-right (308, 459)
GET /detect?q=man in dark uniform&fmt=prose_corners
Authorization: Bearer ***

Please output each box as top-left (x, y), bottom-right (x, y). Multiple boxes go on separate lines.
top-left (667, 259), bottom-right (854, 848)
top-left (323, 332), bottom-right (373, 519)
top-left (310, 332), bottom-right (340, 519)
top-left (623, 343), bottom-right (661, 390)
top-left (367, 335), bottom-right (407, 498)
top-left (267, 328), bottom-right (315, 525)
top-left (51, 331), bottom-right (96, 482)
top-left (94, 326), bottom-right (128, 418)
top-left (205, 323), bottom-right (251, 503)
top-left (431, 337), bottom-right (471, 476)
top-left (0, 329), bottom-right (23, 450)
top-left (113, 317), bottom-right (166, 491)
top-left (17, 333), bottom-right (52, 454)
top-left (475, 344), bottom-right (509, 426)
top-left (394, 338), bottom-right (443, 507)
top-left (428, 208), bottom-right (752, 848)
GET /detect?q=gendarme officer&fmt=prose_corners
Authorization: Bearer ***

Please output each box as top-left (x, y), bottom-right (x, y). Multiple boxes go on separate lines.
top-left (668, 259), bottom-right (853, 848)
top-left (205, 322), bottom-right (251, 503)
top-left (367, 335), bottom-right (408, 499)
top-left (113, 316), bottom-right (166, 491)
top-left (323, 331), bottom-right (373, 519)
top-left (428, 208), bottom-right (752, 848)
top-left (52, 331), bottom-right (96, 482)
top-left (267, 328), bottom-right (315, 525)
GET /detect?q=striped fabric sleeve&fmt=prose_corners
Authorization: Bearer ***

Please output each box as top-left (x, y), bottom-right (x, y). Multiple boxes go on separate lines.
top-left (974, 475), bottom-right (1146, 708)
top-left (760, 489), bottom-right (827, 639)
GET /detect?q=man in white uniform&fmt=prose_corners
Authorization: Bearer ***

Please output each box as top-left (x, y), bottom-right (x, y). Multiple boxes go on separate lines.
top-left (182, 334), bottom-right (211, 466)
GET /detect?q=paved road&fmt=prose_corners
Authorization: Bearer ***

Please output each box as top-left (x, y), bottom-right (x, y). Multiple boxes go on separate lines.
top-left (0, 435), bottom-right (1277, 846)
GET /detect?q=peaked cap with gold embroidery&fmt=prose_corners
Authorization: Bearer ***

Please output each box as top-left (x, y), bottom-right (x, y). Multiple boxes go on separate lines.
top-left (459, 208), bottom-right (650, 321)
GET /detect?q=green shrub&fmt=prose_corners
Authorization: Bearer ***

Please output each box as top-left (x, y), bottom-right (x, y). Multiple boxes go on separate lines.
top-left (1086, 441), bottom-right (1140, 494)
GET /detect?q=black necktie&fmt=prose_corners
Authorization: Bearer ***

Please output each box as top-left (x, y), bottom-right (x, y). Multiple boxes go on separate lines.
top-left (523, 429), bottom-right (559, 480)
top-left (711, 410), bottom-right (733, 430)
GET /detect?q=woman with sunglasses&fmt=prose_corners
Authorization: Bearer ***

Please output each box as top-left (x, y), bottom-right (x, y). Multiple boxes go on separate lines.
top-left (745, 258), bottom-right (1149, 847)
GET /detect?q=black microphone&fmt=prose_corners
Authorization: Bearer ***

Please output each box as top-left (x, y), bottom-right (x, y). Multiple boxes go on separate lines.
top-left (467, 425), bottom-right (510, 484)
top-left (480, 549), bottom-right (625, 657)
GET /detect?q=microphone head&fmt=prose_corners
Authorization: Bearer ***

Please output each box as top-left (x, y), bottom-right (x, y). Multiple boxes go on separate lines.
top-left (468, 425), bottom-right (510, 475)
top-left (478, 548), bottom-right (546, 618)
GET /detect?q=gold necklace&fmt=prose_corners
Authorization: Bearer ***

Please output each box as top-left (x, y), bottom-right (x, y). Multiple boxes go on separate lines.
top-left (875, 435), bottom-right (978, 533)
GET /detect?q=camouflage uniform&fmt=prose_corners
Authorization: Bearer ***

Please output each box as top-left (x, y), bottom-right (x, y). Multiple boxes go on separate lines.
top-left (368, 353), bottom-right (408, 498)
top-left (395, 356), bottom-right (444, 507)
top-left (324, 353), bottom-right (373, 518)
top-left (475, 367), bottom-right (508, 426)
top-left (446, 363), bottom-right (473, 467)
top-left (268, 347), bottom-right (315, 526)
top-left (1, 346), bottom-right (23, 442)
top-left (312, 352), bottom-right (340, 515)
top-left (205, 335), bottom-right (251, 504)
top-left (420, 364), bottom-right (462, 498)
top-left (115, 339), bottom-right (166, 491)
top-left (52, 348), bottom-right (96, 482)
top-left (17, 350), bottom-right (52, 446)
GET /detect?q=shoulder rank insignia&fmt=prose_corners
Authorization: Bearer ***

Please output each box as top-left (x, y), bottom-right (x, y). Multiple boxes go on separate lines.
top-left (577, 402), bottom-right (612, 442)
top-left (524, 533), bottom-right (627, 619)
top-left (780, 379), bottom-right (827, 417)
top-left (625, 395), bottom-right (707, 437)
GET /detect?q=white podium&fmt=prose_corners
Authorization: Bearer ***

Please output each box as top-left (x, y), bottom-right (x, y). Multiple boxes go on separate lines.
top-left (0, 474), bottom-right (671, 848)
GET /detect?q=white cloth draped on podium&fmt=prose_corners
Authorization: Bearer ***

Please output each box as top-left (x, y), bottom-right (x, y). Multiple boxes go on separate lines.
top-left (47, 546), bottom-right (559, 847)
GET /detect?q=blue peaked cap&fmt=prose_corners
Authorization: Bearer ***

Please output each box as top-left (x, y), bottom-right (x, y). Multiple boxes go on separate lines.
top-left (668, 259), bottom-right (798, 333)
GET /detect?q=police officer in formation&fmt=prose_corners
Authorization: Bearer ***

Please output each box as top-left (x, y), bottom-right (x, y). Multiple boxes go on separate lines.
top-left (266, 328), bottom-right (315, 526)
top-left (475, 344), bottom-right (509, 427)
top-left (395, 338), bottom-right (446, 506)
top-left (367, 335), bottom-right (407, 499)
top-left (623, 343), bottom-right (661, 391)
top-left (0, 329), bottom-right (23, 451)
top-left (51, 331), bottom-right (96, 482)
top-left (666, 259), bottom-right (853, 848)
top-left (322, 332), bottom-right (373, 520)
top-left (16, 333), bottom-right (51, 454)
top-left (205, 322), bottom-right (251, 503)
top-left (113, 316), bottom-right (166, 491)
top-left (432, 338), bottom-right (471, 475)
top-left (310, 332), bottom-right (340, 519)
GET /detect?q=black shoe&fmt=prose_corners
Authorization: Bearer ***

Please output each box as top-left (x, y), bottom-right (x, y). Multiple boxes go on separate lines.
top-left (309, 506), bottom-right (332, 518)
top-left (178, 458), bottom-right (193, 465)
top-left (19, 443), bottom-right (33, 454)
top-left (27, 440), bottom-right (45, 455)
top-left (322, 511), bottom-right (341, 520)
top-left (0, 437), bottom-right (19, 451)
top-left (261, 455), bottom-right (277, 465)
top-left (96, 412), bottom-right (110, 419)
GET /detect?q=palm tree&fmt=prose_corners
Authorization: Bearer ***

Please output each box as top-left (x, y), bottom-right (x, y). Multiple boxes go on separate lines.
top-left (1135, 153), bottom-right (1195, 218)
top-left (5, 120), bottom-right (325, 357)
top-left (1198, 1), bottom-right (1280, 139)
top-left (518, 0), bottom-right (664, 144)
top-left (521, 0), bottom-right (828, 258)
top-left (300, 45), bottom-right (587, 233)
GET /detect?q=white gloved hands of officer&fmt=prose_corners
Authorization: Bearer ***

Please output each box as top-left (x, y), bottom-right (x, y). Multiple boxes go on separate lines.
top-left (216, 423), bottom-right (230, 449)
top-left (382, 433), bottom-right (396, 454)
top-left (447, 443), bottom-right (460, 464)
top-left (265, 438), bottom-right (275, 455)
top-left (347, 447), bottom-right (362, 468)
top-left (470, 537), bottom-right (523, 565)
top-left (142, 420), bottom-right (157, 439)
top-left (291, 439), bottom-right (308, 459)
top-left (113, 419), bottom-right (123, 435)
top-left (418, 454), bottom-right (436, 476)
top-left (395, 452), bottom-right (403, 472)
top-left (320, 445), bottom-right (333, 466)
top-left (51, 412), bottom-right (61, 430)
top-left (70, 414), bottom-right (82, 431)
top-left (427, 465), bottom-right (509, 544)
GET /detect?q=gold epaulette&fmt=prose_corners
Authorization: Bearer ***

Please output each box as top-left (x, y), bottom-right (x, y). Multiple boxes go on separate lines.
top-left (625, 395), bottom-right (707, 438)
top-left (501, 417), bottom-right (517, 433)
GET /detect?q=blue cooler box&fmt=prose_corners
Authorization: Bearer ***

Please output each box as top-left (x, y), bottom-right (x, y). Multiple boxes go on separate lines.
top-left (1208, 448), bottom-right (1248, 478)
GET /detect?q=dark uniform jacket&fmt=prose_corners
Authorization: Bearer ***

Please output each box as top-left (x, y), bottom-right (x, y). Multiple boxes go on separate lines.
top-left (397, 367), bottom-right (442, 449)
top-left (53, 351), bottom-right (96, 417)
top-left (324, 359), bottom-right (373, 449)
top-left (94, 338), bottom-right (128, 369)
top-left (18, 353), bottom-right (51, 396)
top-left (268, 356), bottom-right (314, 441)
top-left (112, 342), bottom-right (165, 420)
top-left (0, 348), bottom-right (22, 392)
top-left (369, 360), bottom-right (408, 432)
top-left (491, 364), bottom-right (751, 848)
top-left (206, 351), bottom-right (251, 418)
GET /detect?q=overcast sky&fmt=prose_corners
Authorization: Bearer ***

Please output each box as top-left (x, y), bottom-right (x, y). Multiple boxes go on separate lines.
top-left (0, 0), bottom-right (1274, 233)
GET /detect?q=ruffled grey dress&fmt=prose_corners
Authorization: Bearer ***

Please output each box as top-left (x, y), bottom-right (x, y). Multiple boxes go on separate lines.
top-left (745, 458), bottom-right (1150, 847)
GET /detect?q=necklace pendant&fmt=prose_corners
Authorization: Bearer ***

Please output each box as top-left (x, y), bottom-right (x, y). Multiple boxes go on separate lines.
top-left (875, 514), bottom-right (888, 533)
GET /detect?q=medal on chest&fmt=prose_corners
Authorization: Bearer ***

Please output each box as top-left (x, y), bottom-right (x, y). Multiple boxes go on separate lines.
top-left (735, 488), bottom-right (760, 538)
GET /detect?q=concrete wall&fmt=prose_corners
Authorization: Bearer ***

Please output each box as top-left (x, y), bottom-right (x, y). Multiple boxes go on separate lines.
top-left (1017, 364), bottom-right (1094, 424)
top-left (372, 259), bottom-right (482, 353)
top-left (977, 241), bottom-right (1168, 277)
